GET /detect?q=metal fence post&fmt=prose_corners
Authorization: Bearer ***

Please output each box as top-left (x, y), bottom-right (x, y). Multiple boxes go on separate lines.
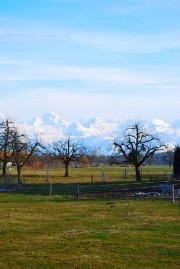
top-left (172, 184), bottom-right (175, 204)
top-left (77, 184), bottom-right (80, 200)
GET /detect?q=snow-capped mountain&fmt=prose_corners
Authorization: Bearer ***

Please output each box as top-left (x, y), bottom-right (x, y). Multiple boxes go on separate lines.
top-left (1, 112), bottom-right (180, 152)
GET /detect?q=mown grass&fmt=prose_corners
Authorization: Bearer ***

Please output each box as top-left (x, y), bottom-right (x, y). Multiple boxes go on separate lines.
top-left (0, 166), bottom-right (179, 268)
top-left (0, 194), bottom-right (179, 269)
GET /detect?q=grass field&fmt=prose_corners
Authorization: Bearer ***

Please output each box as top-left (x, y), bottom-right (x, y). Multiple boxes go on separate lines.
top-left (0, 166), bottom-right (179, 269)
top-left (0, 195), bottom-right (179, 269)
top-left (4, 165), bottom-right (174, 184)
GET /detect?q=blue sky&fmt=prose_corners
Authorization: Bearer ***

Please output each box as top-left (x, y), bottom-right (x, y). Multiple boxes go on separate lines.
top-left (0, 0), bottom-right (180, 122)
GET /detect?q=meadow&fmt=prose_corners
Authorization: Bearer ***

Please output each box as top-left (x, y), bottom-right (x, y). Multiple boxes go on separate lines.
top-left (0, 166), bottom-right (179, 269)
top-left (4, 165), bottom-right (174, 183)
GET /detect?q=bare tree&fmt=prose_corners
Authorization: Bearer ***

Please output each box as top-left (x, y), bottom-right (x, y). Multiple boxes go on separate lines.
top-left (11, 130), bottom-right (42, 184)
top-left (173, 145), bottom-right (180, 178)
top-left (163, 150), bottom-right (174, 167)
top-left (52, 137), bottom-right (86, 177)
top-left (0, 119), bottom-right (15, 176)
top-left (112, 123), bottom-right (166, 181)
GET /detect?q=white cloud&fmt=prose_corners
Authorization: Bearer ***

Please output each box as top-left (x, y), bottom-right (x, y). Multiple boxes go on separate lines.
top-left (0, 88), bottom-right (179, 122)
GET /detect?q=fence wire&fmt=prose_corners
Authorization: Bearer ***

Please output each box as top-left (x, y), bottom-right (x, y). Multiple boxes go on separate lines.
top-left (77, 181), bottom-right (180, 201)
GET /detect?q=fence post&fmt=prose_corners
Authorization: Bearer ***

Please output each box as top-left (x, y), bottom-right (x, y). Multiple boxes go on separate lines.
top-left (50, 181), bottom-right (52, 197)
top-left (172, 184), bottom-right (175, 204)
top-left (124, 168), bottom-right (128, 178)
top-left (77, 184), bottom-right (80, 200)
top-left (102, 169), bottom-right (105, 181)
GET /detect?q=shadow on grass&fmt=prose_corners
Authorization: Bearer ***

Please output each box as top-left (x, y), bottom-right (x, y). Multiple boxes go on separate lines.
top-left (16, 181), bottom-right (133, 196)
top-left (17, 182), bottom-right (78, 196)
top-left (16, 180), bottom-right (159, 197)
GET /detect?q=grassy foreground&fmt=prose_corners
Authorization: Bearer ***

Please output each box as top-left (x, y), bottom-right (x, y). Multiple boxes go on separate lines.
top-left (0, 194), bottom-right (179, 269)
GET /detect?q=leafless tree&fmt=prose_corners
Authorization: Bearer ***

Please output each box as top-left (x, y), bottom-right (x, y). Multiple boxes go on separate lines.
top-left (0, 119), bottom-right (15, 176)
top-left (52, 137), bottom-right (86, 177)
top-left (163, 150), bottom-right (174, 167)
top-left (173, 145), bottom-right (180, 178)
top-left (112, 123), bottom-right (166, 181)
top-left (11, 130), bottom-right (42, 184)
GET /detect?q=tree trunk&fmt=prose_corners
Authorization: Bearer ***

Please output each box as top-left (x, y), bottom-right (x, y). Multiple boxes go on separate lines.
top-left (135, 165), bottom-right (141, 181)
top-left (17, 166), bottom-right (22, 184)
top-left (2, 162), bottom-right (7, 176)
top-left (64, 162), bottom-right (69, 177)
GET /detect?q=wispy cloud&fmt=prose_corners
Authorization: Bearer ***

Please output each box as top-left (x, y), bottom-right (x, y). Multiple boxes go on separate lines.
top-left (0, 60), bottom-right (180, 102)
top-left (0, 0), bottom-right (179, 122)
top-left (0, 62), bottom-right (179, 88)
top-left (0, 57), bottom-right (29, 65)
top-left (1, 88), bottom-right (179, 121)
top-left (39, 0), bottom-right (82, 2)
top-left (67, 32), bottom-right (180, 53)
top-left (1, 29), bottom-right (180, 54)
top-left (105, 0), bottom-right (180, 14)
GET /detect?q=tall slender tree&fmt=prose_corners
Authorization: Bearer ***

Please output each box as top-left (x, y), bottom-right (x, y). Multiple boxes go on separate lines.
top-left (173, 146), bottom-right (180, 178)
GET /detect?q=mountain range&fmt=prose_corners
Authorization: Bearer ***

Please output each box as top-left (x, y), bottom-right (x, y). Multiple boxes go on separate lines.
top-left (1, 112), bottom-right (180, 153)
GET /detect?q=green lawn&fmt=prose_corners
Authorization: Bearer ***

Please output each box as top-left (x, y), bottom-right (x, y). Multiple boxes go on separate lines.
top-left (0, 166), bottom-right (179, 268)
top-left (0, 193), bottom-right (179, 269)
top-left (5, 165), bottom-right (174, 184)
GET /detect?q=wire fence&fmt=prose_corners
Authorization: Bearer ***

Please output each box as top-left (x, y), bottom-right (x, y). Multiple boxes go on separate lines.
top-left (0, 176), bottom-right (19, 192)
top-left (77, 180), bottom-right (180, 203)
top-left (88, 172), bottom-right (174, 183)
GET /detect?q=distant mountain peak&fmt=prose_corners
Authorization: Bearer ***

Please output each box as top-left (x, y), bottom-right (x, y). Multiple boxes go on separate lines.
top-left (1, 112), bottom-right (180, 152)
top-left (41, 112), bottom-right (61, 125)
top-left (27, 112), bottom-right (67, 127)
top-left (151, 119), bottom-right (170, 127)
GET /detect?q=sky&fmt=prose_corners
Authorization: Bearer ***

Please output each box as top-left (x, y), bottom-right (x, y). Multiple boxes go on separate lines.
top-left (0, 0), bottom-right (180, 122)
